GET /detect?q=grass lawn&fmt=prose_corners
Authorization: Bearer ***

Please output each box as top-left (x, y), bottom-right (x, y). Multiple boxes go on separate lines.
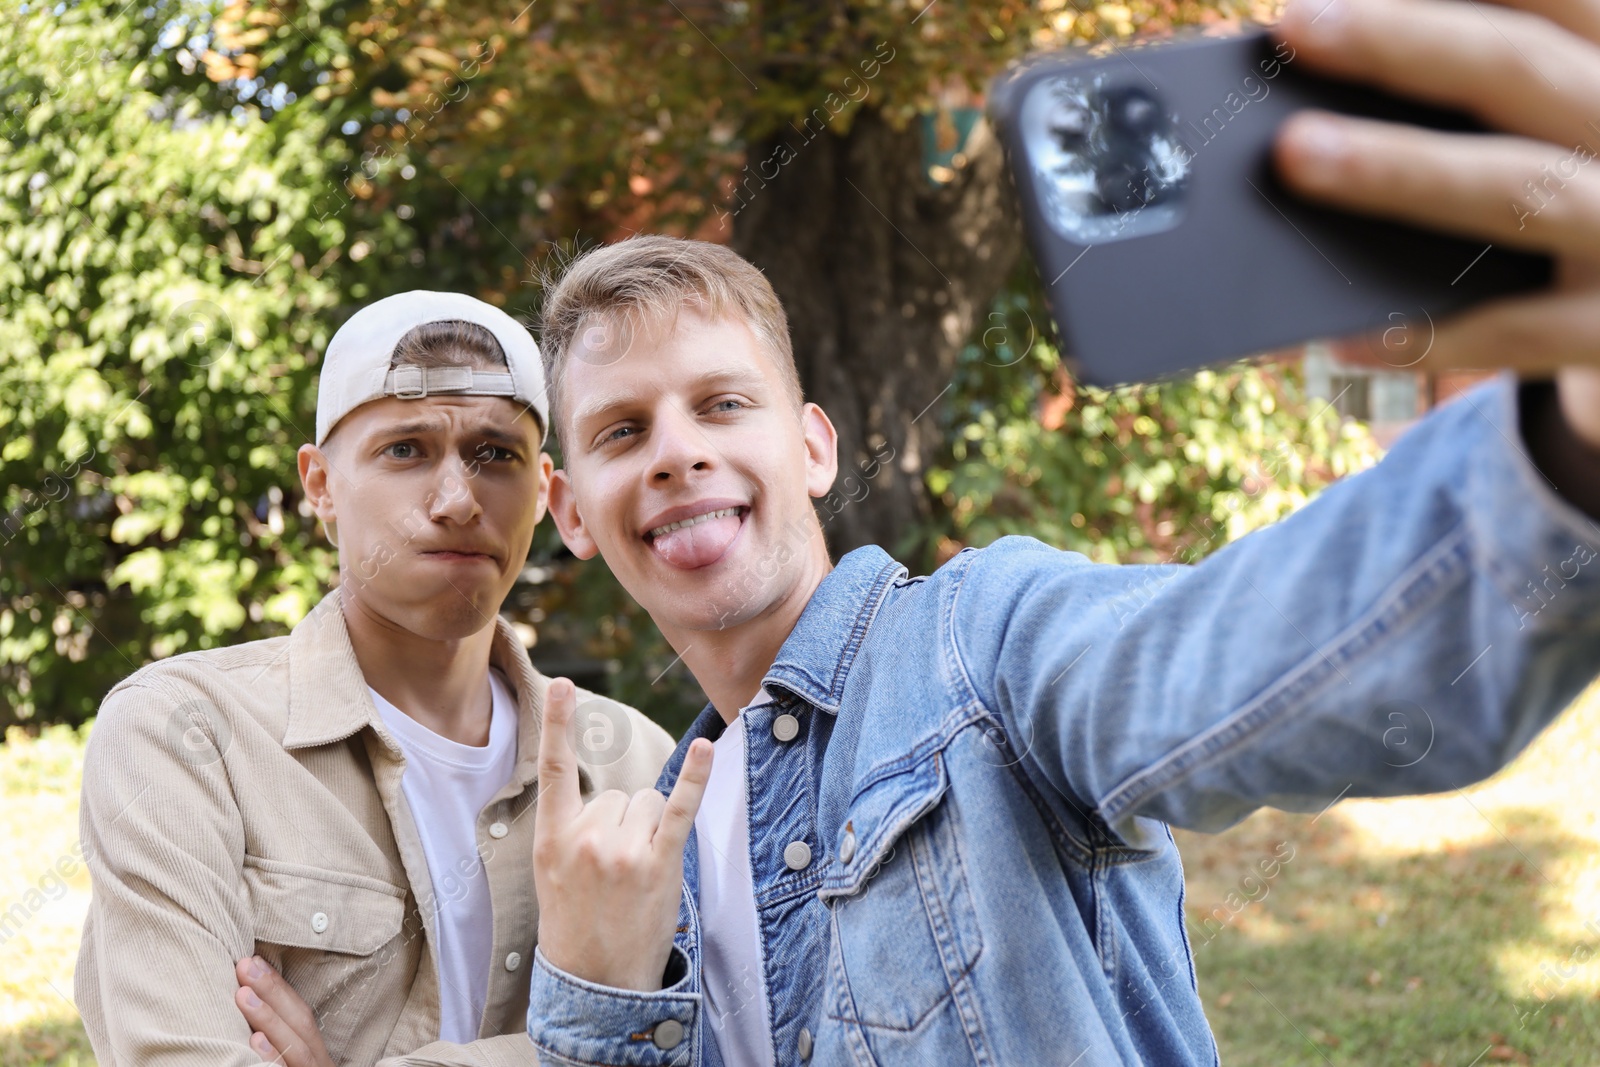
top-left (0, 725), bottom-right (94, 1067)
top-left (3, 678), bottom-right (1598, 1066)
top-left (1176, 675), bottom-right (1600, 1065)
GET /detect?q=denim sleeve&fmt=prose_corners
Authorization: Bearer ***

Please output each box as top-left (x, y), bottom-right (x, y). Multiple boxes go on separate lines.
top-left (525, 947), bottom-right (700, 1067)
top-left (957, 375), bottom-right (1600, 842)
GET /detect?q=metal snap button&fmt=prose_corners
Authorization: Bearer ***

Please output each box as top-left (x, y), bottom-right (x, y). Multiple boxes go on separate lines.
top-left (488, 821), bottom-right (509, 839)
top-left (652, 1019), bottom-right (685, 1050)
top-left (840, 829), bottom-right (857, 865)
top-left (771, 713), bottom-right (800, 743)
top-left (310, 911), bottom-right (329, 934)
top-left (783, 840), bottom-right (812, 871)
top-left (504, 951), bottom-right (522, 972)
top-left (797, 1026), bottom-right (813, 1061)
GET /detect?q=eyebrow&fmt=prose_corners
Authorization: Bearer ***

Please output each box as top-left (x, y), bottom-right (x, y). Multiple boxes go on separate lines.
top-left (570, 368), bottom-right (770, 432)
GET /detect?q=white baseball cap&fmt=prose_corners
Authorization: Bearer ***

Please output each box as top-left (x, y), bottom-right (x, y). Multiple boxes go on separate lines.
top-left (314, 290), bottom-right (548, 446)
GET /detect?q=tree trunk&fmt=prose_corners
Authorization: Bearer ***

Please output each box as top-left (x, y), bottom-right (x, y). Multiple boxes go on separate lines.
top-left (731, 109), bottom-right (1022, 556)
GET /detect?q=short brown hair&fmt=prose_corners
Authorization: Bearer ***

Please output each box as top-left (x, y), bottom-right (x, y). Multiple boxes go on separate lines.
top-left (389, 319), bottom-right (507, 372)
top-left (538, 236), bottom-right (802, 446)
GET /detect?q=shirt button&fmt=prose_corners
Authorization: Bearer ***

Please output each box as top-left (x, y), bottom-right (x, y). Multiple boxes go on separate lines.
top-left (771, 713), bottom-right (800, 743)
top-left (310, 912), bottom-right (329, 934)
top-left (783, 840), bottom-right (812, 871)
top-left (504, 951), bottom-right (522, 972)
top-left (652, 1019), bottom-right (685, 1050)
top-left (488, 821), bottom-right (509, 839)
top-left (797, 1026), bottom-right (813, 1061)
top-left (840, 829), bottom-right (857, 865)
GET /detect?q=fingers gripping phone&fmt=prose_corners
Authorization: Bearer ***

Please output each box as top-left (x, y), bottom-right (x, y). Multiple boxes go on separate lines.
top-left (989, 29), bottom-right (1553, 388)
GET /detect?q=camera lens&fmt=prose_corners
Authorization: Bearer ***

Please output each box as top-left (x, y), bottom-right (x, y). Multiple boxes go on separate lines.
top-left (1047, 101), bottom-right (1091, 149)
top-left (1096, 157), bottom-right (1159, 213)
top-left (1104, 86), bottom-right (1162, 137)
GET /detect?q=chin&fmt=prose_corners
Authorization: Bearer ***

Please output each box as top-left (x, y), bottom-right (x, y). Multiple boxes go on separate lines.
top-left (411, 604), bottom-right (500, 642)
top-left (377, 584), bottom-right (506, 641)
top-left (657, 583), bottom-right (779, 634)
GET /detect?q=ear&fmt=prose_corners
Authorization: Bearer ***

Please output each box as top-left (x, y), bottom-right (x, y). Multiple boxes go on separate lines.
top-left (547, 468), bottom-right (599, 560)
top-left (297, 443), bottom-right (340, 547)
top-left (800, 403), bottom-right (840, 500)
top-left (530, 452), bottom-right (555, 526)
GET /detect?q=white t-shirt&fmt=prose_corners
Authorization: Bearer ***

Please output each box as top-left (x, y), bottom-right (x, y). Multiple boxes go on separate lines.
top-left (371, 669), bottom-right (519, 1045)
top-left (694, 690), bottom-right (776, 1067)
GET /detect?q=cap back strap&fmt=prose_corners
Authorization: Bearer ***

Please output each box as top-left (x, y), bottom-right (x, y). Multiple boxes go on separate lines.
top-left (384, 363), bottom-right (518, 400)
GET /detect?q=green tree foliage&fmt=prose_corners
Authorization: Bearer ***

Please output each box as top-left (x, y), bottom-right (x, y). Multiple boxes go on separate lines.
top-left (927, 276), bottom-right (1379, 567)
top-left (2, 0), bottom-right (1376, 734)
top-left (0, 1), bottom-right (352, 726)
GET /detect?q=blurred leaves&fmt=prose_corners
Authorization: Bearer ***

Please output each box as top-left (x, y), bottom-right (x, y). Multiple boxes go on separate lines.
top-left (2, 0), bottom-right (1368, 734)
top-left (0, 0), bottom-right (346, 726)
top-left (925, 272), bottom-right (1380, 565)
top-left (212, 0), bottom-right (1287, 246)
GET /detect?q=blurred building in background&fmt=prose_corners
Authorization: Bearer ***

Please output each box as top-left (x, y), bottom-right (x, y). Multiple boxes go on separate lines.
top-left (1304, 343), bottom-right (1495, 448)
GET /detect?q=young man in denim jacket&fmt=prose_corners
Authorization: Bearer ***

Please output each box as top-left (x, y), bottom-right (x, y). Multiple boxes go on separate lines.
top-left (525, 2), bottom-right (1600, 1062)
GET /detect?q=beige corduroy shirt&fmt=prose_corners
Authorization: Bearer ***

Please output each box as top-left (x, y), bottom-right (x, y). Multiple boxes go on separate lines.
top-left (75, 587), bottom-right (676, 1067)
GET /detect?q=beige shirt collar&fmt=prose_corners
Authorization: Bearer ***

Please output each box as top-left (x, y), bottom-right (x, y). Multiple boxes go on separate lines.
top-left (282, 589), bottom-right (547, 791)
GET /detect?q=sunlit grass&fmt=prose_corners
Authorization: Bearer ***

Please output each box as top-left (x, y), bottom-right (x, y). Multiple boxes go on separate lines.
top-left (0, 725), bottom-right (94, 1067)
top-left (1178, 675), bottom-right (1600, 1065)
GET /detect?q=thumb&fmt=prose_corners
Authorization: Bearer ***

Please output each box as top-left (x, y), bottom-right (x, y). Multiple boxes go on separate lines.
top-left (535, 677), bottom-right (583, 826)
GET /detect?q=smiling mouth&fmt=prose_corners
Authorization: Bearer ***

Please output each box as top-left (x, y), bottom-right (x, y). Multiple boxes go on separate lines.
top-left (643, 505), bottom-right (749, 570)
top-left (645, 506), bottom-right (744, 541)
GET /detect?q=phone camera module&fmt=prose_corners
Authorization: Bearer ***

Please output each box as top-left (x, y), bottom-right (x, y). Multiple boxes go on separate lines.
top-left (1022, 74), bottom-right (1190, 243)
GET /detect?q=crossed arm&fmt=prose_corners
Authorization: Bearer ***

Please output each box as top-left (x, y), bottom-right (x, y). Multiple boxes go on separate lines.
top-left (77, 682), bottom-right (540, 1067)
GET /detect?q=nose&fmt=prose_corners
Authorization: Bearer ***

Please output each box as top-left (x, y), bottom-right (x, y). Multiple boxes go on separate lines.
top-left (428, 453), bottom-right (483, 525)
top-left (649, 402), bottom-right (718, 485)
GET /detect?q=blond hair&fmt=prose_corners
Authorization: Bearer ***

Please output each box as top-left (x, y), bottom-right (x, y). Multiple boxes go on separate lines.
top-left (538, 235), bottom-right (802, 446)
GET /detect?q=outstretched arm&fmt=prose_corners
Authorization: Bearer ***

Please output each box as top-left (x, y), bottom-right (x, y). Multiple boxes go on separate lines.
top-left (971, 375), bottom-right (1597, 840)
top-left (960, 0), bottom-right (1600, 844)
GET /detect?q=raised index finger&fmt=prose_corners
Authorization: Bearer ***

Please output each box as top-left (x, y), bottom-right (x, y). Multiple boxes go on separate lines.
top-left (535, 678), bottom-right (584, 827)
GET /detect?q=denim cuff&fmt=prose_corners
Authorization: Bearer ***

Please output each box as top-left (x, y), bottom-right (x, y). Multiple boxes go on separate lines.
top-left (1468, 375), bottom-right (1600, 631)
top-left (526, 946), bottom-right (700, 1066)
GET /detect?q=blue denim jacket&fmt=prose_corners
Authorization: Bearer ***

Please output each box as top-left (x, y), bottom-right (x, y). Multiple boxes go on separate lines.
top-left (528, 377), bottom-right (1600, 1066)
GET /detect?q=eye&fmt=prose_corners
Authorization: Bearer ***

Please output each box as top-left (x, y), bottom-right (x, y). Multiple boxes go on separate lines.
top-left (602, 425), bottom-right (638, 445)
top-left (706, 398), bottom-right (745, 414)
top-left (383, 442), bottom-right (419, 459)
top-left (475, 445), bottom-right (518, 462)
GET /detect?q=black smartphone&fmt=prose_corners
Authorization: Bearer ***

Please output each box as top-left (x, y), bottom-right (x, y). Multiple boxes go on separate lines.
top-left (989, 28), bottom-right (1553, 388)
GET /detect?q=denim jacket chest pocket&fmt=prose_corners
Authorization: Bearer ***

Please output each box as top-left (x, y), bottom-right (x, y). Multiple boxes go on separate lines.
top-left (817, 751), bottom-right (986, 1040)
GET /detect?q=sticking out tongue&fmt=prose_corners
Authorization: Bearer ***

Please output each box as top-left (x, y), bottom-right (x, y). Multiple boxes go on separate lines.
top-left (650, 511), bottom-right (743, 569)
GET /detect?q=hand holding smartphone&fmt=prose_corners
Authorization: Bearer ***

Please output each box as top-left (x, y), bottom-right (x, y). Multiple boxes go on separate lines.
top-left (990, 22), bottom-right (1556, 387)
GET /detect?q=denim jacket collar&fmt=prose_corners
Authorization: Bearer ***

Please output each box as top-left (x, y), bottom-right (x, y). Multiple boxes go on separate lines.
top-left (657, 545), bottom-right (906, 794)
top-left (761, 544), bottom-right (906, 714)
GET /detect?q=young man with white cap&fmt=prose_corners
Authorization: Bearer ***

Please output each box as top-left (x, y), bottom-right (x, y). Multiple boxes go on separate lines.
top-left (74, 292), bottom-right (675, 1067)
